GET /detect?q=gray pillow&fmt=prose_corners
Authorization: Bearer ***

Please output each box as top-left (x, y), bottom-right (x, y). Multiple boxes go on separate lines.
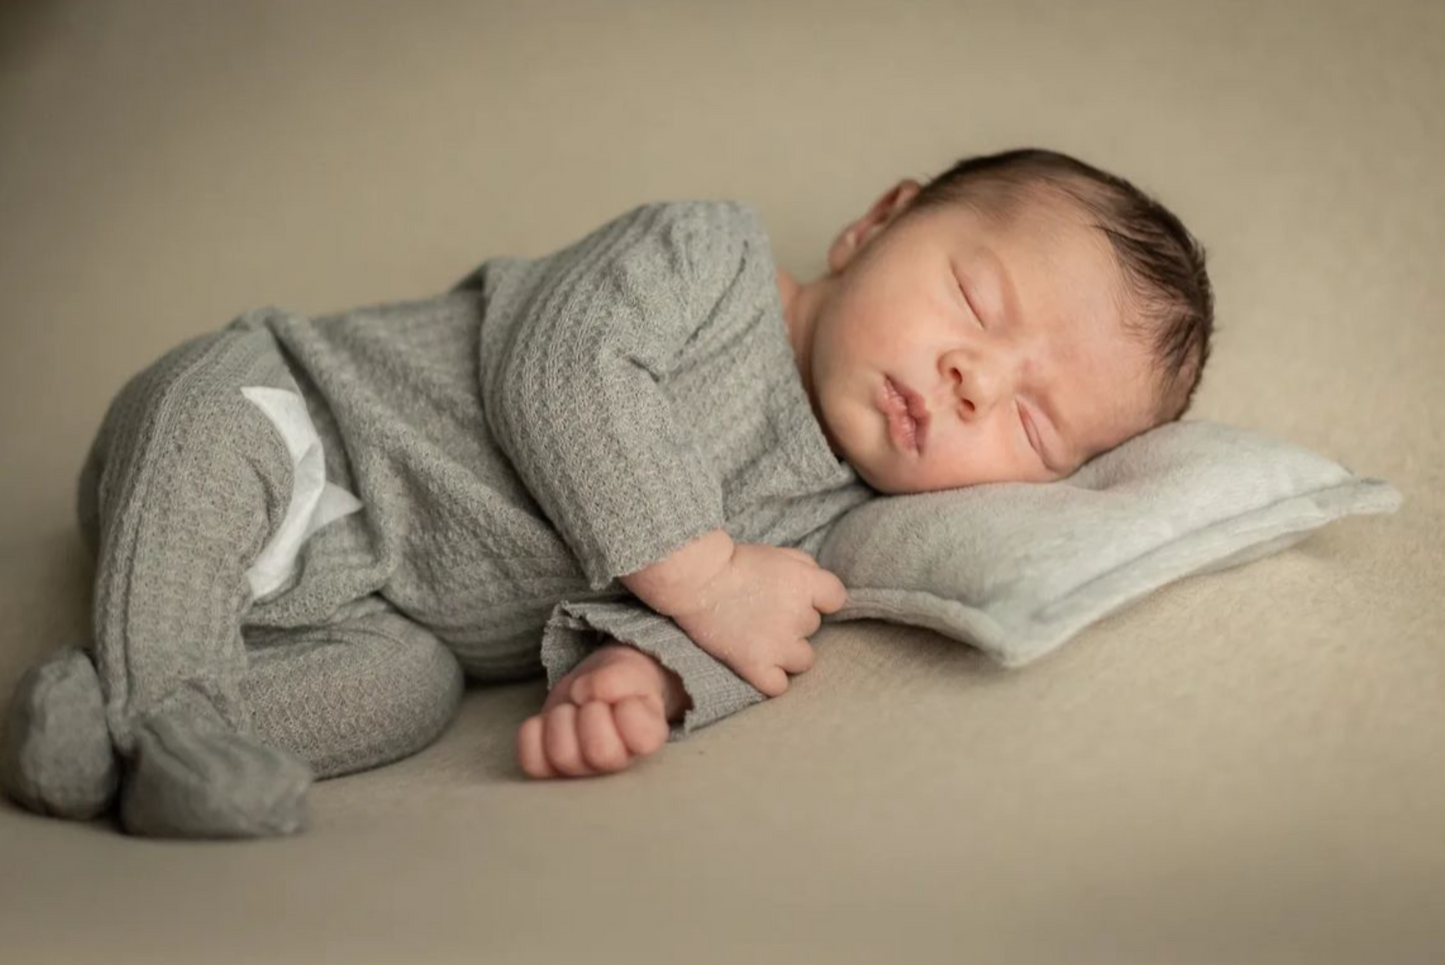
top-left (818, 420), bottom-right (1402, 667)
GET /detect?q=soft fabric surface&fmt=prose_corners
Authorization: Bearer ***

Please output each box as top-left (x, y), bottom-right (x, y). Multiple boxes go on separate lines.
top-left (1, 1), bottom-right (1441, 962)
top-left (823, 420), bottom-right (1402, 666)
top-left (0, 648), bottom-right (116, 819)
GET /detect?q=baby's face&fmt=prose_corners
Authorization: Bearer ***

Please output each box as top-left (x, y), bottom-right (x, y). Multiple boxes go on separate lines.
top-left (800, 186), bottom-right (1159, 494)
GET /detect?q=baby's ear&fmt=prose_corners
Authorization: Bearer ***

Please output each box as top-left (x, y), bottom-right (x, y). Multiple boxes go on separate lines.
top-left (827, 179), bottom-right (923, 273)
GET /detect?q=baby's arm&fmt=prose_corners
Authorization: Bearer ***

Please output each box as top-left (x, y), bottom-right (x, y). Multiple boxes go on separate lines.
top-left (621, 529), bottom-right (847, 697)
top-left (483, 200), bottom-right (818, 738)
top-left (618, 527), bottom-right (734, 611)
top-left (520, 528), bottom-right (847, 778)
top-left (481, 200), bottom-right (750, 594)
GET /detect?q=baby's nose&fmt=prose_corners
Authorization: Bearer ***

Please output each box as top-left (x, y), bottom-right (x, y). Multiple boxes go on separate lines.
top-left (943, 350), bottom-right (1014, 418)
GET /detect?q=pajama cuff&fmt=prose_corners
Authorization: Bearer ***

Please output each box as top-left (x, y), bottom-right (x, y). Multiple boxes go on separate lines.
top-left (539, 599), bottom-right (764, 742)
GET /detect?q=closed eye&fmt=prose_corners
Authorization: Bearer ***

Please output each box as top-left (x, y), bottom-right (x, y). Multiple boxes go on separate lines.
top-left (958, 279), bottom-right (985, 329)
top-left (1018, 403), bottom-right (1046, 465)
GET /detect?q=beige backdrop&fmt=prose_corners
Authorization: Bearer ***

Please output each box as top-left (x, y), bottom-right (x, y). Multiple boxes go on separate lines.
top-left (2, 1), bottom-right (1442, 963)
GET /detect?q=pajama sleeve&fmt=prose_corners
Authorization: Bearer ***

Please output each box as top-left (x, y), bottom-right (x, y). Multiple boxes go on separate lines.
top-left (539, 598), bottom-right (764, 742)
top-left (480, 200), bottom-right (771, 737)
top-left (480, 200), bottom-right (751, 592)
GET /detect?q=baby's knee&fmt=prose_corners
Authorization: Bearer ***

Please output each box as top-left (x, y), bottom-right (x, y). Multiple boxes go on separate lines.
top-left (86, 329), bottom-right (300, 547)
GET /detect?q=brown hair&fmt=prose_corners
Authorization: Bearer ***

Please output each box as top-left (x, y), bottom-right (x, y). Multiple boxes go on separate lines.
top-left (905, 148), bottom-right (1214, 423)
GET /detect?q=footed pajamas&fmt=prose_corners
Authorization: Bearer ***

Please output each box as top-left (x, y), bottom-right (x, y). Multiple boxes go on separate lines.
top-left (1, 200), bottom-right (875, 836)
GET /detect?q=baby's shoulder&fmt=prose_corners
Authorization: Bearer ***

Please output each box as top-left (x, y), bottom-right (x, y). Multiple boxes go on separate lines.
top-left (614, 197), bottom-right (769, 250)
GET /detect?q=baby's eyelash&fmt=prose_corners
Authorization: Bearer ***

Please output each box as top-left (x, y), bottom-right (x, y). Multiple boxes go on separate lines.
top-left (958, 281), bottom-right (984, 328)
top-left (1018, 403), bottom-right (1041, 455)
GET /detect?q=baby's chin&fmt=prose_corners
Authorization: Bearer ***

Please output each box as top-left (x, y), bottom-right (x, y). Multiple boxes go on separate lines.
top-left (825, 408), bottom-right (922, 494)
top-left (849, 449), bottom-right (992, 494)
top-left (845, 452), bottom-right (926, 495)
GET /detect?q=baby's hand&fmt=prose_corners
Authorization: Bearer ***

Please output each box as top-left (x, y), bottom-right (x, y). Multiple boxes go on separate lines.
top-left (666, 543), bottom-right (848, 697)
top-left (517, 641), bottom-right (690, 779)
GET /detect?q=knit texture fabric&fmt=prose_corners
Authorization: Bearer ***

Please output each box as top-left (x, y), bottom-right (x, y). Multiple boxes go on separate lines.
top-left (242, 199), bottom-right (876, 738)
top-left (0, 199), bottom-right (872, 836)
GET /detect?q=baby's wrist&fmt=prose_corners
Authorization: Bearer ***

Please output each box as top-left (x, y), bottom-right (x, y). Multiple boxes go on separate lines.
top-left (620, 528), bottom-right (734, 617)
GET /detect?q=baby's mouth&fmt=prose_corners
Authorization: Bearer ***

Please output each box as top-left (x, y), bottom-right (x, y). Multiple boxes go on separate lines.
top-left (882, 376), bottom-right (930, 455)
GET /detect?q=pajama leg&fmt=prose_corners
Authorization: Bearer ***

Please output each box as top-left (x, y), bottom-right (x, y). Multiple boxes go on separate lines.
top-left (0, 645), bottom-right (117, 819)
top-left (84, 327), bottom-right (314, 837)
top-left (243, 600), bottom-right (464, 780)
top-left (2, 603), bottom-right (463, 822)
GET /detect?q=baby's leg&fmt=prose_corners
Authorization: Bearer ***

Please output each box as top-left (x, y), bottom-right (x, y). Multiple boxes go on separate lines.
top-left (243, 601), bottom-right (464, 780)
top-left (1, 645), bottom-right (116, 819)
top-left (3, 601), bottom-right (464, 821)
top-left (81, 327), bottom-right (312, 837)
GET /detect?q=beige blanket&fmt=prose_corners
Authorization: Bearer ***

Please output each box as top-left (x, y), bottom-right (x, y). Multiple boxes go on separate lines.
top-left (2, 1), bottom-right (1440, 961)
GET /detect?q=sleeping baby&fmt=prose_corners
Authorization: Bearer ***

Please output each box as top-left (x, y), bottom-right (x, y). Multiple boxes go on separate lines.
top-left (0, 147), bottom-right (1213, 837)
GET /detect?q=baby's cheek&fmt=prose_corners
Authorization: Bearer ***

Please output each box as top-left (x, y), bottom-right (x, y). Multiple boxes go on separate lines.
top-left (836, 403), bottom-right (879, 459)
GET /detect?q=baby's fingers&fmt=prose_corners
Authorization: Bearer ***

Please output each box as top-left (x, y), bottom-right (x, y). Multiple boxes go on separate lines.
top-left (575, 701), bottom-right (631, 773)
top-left (613, 696), bottom-right (669, 757)
top-left (517, 715), bottom-right (558, 779)
top-left (746, 663), bottom-right (790, 698)
top-left (811, 568), bottom-right (849, 615)
top-left (777, 638), bottom-right (816, 676)
top-left (541, 704), bottom-right (594, 778)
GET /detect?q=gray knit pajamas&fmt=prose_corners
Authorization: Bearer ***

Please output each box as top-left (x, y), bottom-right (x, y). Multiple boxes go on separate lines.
top-left (1, 200), bottom-right (876, 838)
top-left (2, 325), bottom-right (465, 835)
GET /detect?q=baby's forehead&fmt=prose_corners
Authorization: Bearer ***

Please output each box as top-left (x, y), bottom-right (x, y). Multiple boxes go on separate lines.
top-left (933, 189), bottom-right (1168, 436)
top-left (946, 197), bottom-right (1129, 323)
top-left (984, 190), bottom-right (1117, 269)
top-left (970, 198), bottom-right (1155, 381)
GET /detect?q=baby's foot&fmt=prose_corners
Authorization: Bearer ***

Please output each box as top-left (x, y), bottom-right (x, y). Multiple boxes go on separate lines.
top-left (120, 713), bottom-right (312, 838)
top-left (516, 642), bottom-right (691, 779)
top-left (0, 646), bottom-right (118, 820)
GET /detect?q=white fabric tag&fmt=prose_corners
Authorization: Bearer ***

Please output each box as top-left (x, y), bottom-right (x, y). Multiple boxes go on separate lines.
top-left (240, 386), bottom-right (363, 600)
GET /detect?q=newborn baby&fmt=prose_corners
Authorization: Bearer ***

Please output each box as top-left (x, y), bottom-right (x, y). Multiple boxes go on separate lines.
top-left (525, 151), bottom-right (1214, 778)
top-left (1, 148), bottom-right (1212, 837)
